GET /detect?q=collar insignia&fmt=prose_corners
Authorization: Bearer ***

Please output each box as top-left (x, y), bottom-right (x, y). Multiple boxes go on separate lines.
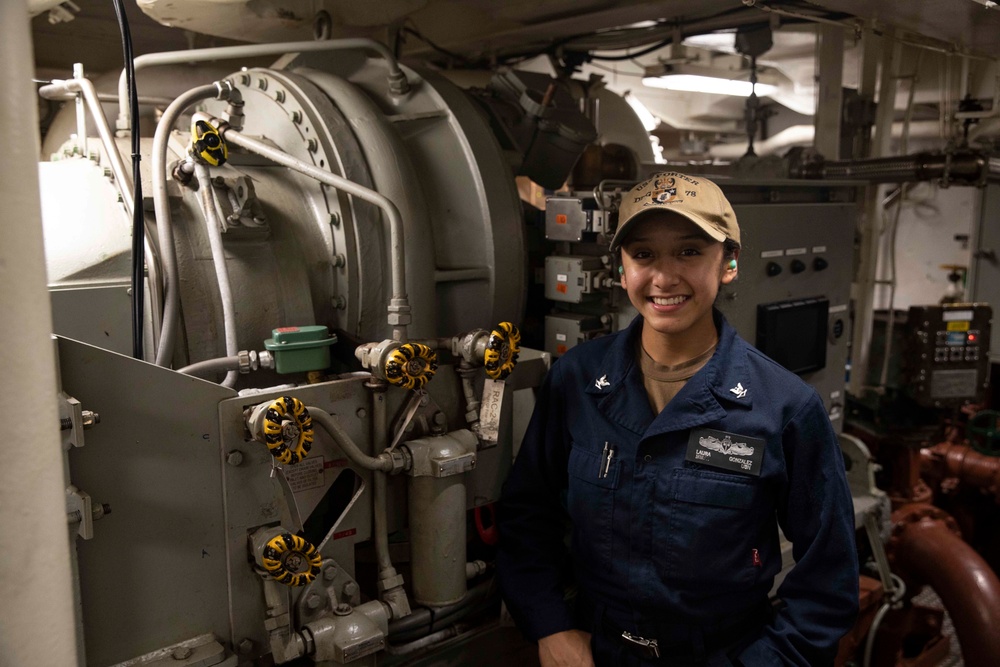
top-left (595, 374), bottom-right (610, 390)
top-left (729, 382), bottom-right (748, 399)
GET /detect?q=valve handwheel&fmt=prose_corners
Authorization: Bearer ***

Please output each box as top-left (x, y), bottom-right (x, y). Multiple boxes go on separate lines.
top-left (260, 532), bottom-right (322, 587)
top-left (485, 322), bottom-right (520, 380)
top-left (385, 343), bottom-right (438, 390)
top-left (262, 396), bottom-right (314, 465)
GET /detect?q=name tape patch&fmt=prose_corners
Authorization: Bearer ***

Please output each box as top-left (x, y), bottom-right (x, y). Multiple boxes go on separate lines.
top-left (685, 428), bottom-right (765, 476)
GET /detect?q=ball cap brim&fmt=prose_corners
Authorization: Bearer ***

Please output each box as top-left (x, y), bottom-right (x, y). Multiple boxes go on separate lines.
top-left (609, 172), bottom-right (740, 250)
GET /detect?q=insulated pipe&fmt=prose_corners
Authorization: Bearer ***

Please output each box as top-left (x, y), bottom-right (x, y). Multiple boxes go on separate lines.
top-left (222, 128), bottom-right (411, 341)
top-left (891, 509), bottom-right (1000, 666)
top-left (193, 163), bottom-right (239, 388)
top-left (0, 1), bottom-right (79, 663)
top-left (117, 39), bottom-right (409, 132)
top-left (151, 83), bottom-right (223, 367)
top-left (921, 442), bottom-right (1000, 502)
top-left (38, 76), bottom-right (134, 217)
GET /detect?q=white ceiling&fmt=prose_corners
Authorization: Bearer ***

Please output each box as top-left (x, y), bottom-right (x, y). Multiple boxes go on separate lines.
top-left (30, 1), bottom-right (1000, 152)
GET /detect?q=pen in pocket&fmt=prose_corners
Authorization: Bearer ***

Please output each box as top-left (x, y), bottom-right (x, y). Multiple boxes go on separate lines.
top-left (600, 442), bottom-right (615, 478)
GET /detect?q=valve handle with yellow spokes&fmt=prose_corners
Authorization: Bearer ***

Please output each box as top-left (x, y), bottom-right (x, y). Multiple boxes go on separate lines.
top-left (190, 117), bottom-right (228, 166)
top-left (262, 396), bottom-right (314, 465)
top-left (384, 343), bottom-right (438, 390)
top-left (260, 532), bottom-right (323, 587)
top-left (485, 322), bottom-right (520, 380)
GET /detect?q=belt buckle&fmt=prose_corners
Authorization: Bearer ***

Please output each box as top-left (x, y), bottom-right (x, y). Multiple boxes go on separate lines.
top-left (621, 629), bottom-right (660, 659)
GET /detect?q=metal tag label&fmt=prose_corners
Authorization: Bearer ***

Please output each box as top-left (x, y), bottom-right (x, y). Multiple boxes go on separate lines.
top-left (685, 428), bottom-right (764, 476)
top-left (479, 378), bottom-right (505, 446)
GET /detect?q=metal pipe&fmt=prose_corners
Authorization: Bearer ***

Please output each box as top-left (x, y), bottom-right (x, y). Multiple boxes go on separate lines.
top-left (921, 442), bottom-right (1000, 502)
top-left (177, 356), bottom-right (240, 376)
top-left (308, 407), bottom-right (393, 472)
top-left (117, 39), bottom-right (410, 131)
top-left (72, 64), bottom-right (86, 158)
top-left (38, 76), bottom-right (133, 218)
top-left (193, 163), bottom-right (239, 388)
top-left (151, 83), bottom-right (223, 367)
top-left (0, 0), bottom-right (79, 662)
top-left (221, 128), bottom-right (411, 341)
top-left (794, 150), bottom-right (995, 184)
top-left (370, 383), bottom-right (392, 574)
top-left (891, 511), bottom-right (1000, 666)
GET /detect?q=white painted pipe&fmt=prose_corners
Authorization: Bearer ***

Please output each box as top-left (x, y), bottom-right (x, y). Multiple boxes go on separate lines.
top-left (0, 1), bottom-right (80, 664)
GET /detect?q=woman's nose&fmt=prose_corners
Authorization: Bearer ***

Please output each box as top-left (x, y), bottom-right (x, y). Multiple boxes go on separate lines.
top-left (651, 259), bottom-right (680, 286)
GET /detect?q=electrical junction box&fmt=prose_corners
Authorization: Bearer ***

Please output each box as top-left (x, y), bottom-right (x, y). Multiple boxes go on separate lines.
top-left (545, 197), bottom-right (609, 242)
top-left (545, 255), bottom-right (607, 303)
top-left (264, 325), bottom-right (337, 374)
top-left (545, 313), bottom-right (607, 356)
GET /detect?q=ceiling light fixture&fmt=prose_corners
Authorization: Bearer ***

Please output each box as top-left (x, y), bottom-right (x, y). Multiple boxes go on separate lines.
top-left (641, 45), bottom-right (781, 98)
top-left (641, 74), bottom-right (777, 97)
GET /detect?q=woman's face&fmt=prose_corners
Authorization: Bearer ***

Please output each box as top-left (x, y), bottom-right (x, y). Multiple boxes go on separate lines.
top-left (619, 213), bottom-right (738, 345)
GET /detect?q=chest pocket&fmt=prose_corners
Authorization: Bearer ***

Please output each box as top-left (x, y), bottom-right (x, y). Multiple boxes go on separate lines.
top-left (656, 469), bottom-right (761, 594)
top-left (566, 446), bottom-right (621, 573)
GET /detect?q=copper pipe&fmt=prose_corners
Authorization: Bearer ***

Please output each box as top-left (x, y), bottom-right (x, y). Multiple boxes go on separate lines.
top-left (891, 506), bottom-right (1000, 666)
top-left (921, 442), bottom-right (1000, 502)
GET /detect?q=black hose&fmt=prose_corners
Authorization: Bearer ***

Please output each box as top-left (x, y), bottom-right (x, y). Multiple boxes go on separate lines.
top-left (111, 0), bottom-right (144, 359)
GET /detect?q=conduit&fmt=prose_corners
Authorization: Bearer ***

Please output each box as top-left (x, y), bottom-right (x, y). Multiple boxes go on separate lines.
top-left (890, 504), bottom-right (1000, 667)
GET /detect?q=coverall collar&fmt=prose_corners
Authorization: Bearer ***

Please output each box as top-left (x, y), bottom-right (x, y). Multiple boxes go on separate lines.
top-left (585, 310), bottom-right (753, 438)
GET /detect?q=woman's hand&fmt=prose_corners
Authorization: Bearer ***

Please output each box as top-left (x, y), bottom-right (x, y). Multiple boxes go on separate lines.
top-left (538, 630), bottom-right (594, 667)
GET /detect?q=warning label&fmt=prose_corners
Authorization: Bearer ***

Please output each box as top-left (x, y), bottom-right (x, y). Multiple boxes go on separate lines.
top-left (286, 456), bottom-right (325, 493)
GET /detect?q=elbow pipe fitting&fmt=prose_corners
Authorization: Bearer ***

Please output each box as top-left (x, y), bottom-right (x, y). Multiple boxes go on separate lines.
top-left (888, 503), bottom-right (1000, 667)
top-left (921, 442), bottom-right (1000, 502)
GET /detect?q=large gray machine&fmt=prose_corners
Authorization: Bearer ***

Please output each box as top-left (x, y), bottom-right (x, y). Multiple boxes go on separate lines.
top-left (42, 44), bottom-right (580, 667)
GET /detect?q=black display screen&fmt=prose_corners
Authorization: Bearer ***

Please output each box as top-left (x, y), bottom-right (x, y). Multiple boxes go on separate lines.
top-left (756, 298), bottom-right (829, 375)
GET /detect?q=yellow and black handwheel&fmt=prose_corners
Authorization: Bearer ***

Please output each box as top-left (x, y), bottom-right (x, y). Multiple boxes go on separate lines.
top-left (262, 396), bottom-right (314, 465)
top-left (260, 532), bottom-right (323, 587)
top-left (190, 118), bottom-right (228, 166)
top-left (384, 343), bottom-right (438, 390)
top-left (485, 322), bottom-right (520, 380)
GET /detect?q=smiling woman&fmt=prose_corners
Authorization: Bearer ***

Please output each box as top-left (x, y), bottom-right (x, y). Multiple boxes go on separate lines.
top-left (497, 172), bottom-right (859, 667)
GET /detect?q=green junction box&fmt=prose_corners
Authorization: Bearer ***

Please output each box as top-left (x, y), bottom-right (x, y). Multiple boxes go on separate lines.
top-left (264, 325), bottom-right (337, 374)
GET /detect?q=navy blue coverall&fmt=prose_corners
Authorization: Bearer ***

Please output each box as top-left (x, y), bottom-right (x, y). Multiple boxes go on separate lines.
top-left (497, 312), bottom-right (859, 665)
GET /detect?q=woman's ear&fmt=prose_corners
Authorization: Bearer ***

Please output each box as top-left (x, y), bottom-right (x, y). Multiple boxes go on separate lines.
top-left (618, 264), bottom-right (627, 289)
top-left (721, 248), bottom-right (740, 285)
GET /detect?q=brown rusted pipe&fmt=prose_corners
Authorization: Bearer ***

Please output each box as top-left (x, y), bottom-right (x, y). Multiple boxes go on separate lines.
top-left (891, 507), bottom-right (1000, 666)
top-left (921, 442), bottom-right (1000, 502)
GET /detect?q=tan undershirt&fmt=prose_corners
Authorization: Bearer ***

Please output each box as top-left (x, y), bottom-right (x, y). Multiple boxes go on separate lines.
top-left (638, 342), bottom-right (717, 414)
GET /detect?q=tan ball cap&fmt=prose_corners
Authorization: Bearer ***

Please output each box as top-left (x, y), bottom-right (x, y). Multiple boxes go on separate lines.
top-left (609, 172), bottom-right (740, 250)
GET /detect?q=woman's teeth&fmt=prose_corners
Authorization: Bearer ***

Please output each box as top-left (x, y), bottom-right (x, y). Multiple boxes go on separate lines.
top-left (651, 295), bottom-right (687, 306)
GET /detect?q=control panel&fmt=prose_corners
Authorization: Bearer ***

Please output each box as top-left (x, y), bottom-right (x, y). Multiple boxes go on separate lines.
top-left (902, 303), bottom-right (992, 407)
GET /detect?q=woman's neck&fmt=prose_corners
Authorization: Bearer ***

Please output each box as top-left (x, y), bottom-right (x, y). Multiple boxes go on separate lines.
top-left (640, 316), bottom-right (719, 367)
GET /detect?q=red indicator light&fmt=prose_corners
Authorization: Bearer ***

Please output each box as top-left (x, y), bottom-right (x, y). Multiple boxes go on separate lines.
top-left (969, 334), bottom-right (977, 342)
